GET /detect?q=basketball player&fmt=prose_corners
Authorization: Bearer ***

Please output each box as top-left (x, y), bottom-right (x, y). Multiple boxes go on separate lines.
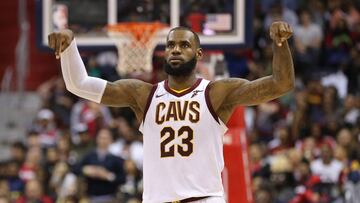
top-left (48, 21), bottom-right (294, 203)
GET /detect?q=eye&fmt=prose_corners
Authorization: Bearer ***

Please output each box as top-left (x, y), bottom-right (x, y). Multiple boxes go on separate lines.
top-left (181, 44), bottom-right (190, 48)
top-left (166, 43), bottom-right (175, 48)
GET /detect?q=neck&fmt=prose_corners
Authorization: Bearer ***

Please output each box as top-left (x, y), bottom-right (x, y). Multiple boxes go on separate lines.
top-left (167, 74), bottom-right (197, 91)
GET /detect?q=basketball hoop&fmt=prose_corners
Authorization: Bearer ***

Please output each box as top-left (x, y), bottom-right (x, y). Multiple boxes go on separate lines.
top-left (107, 22), bottom-right (168, 76)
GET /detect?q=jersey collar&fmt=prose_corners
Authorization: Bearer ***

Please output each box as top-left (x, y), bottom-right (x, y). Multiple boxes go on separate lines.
top-left (164, 78), bottom-right (202, 97)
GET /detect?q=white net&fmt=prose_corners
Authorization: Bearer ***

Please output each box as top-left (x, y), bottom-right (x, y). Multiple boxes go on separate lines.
top-left (108, 23), bottom-right (167, 76)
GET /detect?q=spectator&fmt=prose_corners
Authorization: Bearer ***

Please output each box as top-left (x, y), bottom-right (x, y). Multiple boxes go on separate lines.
top-left (264, 0), bottom-right (298, 29)
top-left (336, 127), bottom-right (360, 161)
top-left (75, 128), bottom-right (126, 203)
top-left (119, 160), bottom-right (142, 202)
top-left (26, 131), bottom-right (41, 149)
top-left (343, 160), bottom-right (360, 203)
top-left (254, 101), bottom-right (282, 142)
top-left (33, 109), bottom-right (61, 148)
top-left (296, 122), bottom-right (336, 159)
top-left (49, 162), bottom-right (77, 201)
top-left (290, 159), bottom-right (322, 203)
top-left (0, 180), bottom-right (10, 203)
top-left (70, 100), bottom-right (113, 138)
top-left (9, 142), bottom-right (27, 164)
top-left (294, 9), bottom-right (323, 77)
top-left (16, 179), bottom-right (53, 203)
top-left (308, 0), bottom-right (326, 27)
top-left (310, 144), bottom-right (343, 184)
top-left (310, 144), bottom-right (344, 201)
top-left (322, 86), bottom-right (339, 118)
top-left (269, 154), bottom-right (296, 202)
top-left (268, 125), bottom-right (293, 155)
top-left (6, 161), bottom-right (24, 201)
top-left (343, 38), bottom-right (360, 95)
top-left (250, 143), bottom-right (268, 177)
top-left (56, 136), bottom-right (72, 162)
top-left (43, 147), bottom-right (60, 195)
top-left (324, 17), bottom-right (352, 69)
top-left (70, 124), bottom-right (95, 163)
top-left (37, 77), bottom-right (75, 128)
top-left (18, 147), bottom-right (43, 183)
top-left (109, 117), bottom-right (143, 170)
top-left (340, 94), bottom-right (359, 126)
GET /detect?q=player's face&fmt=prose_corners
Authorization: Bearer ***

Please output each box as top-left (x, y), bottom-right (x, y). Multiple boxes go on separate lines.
top-left (164, 30), bottom-right (202, 76)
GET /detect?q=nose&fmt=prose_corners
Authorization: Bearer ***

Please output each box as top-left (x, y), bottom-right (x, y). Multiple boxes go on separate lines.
top-left (171, 45), bottom-right (181, 55)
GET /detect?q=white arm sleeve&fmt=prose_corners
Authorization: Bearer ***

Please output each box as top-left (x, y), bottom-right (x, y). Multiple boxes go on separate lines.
top-left (60, 39), bottom-right (107, 103)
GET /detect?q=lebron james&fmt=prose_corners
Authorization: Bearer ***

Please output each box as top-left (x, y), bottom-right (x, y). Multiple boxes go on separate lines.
top-left (48, 21), bottom-right (294, 203)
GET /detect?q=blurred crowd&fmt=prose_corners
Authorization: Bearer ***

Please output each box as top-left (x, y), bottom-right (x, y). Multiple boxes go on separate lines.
top-left (1, 0), bottom-right (360, 203)
top-left (248, 0), bottom-right (360, 203)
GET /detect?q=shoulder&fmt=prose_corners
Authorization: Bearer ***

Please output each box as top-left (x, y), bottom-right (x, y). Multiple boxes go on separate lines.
top-left (205, 78), bottom-right (248, 113)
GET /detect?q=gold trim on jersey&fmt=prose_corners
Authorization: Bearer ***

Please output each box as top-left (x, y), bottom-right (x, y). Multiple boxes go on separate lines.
top-left (169, 87), bottom-right (190, 93)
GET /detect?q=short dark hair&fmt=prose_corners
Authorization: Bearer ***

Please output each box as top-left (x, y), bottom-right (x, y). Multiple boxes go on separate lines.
top-left (11, 141), bottom-right (27, 152)
top-left (167, 27), bottom-right (201, 48)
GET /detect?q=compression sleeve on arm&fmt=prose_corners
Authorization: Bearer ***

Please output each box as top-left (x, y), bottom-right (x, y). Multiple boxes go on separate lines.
top-left (60, 39), bottom-right (107, 103)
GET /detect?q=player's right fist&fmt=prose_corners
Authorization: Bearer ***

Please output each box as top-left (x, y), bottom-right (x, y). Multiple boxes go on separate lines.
top-left (48, 29), bottom-right (74, 59)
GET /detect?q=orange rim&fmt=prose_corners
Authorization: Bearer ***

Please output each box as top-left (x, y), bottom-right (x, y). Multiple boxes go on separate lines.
top-left (107, 22), bottom-right (167, 42)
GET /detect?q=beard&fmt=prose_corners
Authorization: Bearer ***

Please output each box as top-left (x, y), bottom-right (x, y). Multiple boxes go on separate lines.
top-left (164, 57), bottom-right (197, 76)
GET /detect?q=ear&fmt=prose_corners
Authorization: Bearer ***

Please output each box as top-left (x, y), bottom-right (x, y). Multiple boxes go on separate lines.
top-left (196, 48), bottom-right (203, 60)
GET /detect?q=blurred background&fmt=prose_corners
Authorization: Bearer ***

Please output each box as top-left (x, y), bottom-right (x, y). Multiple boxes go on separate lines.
top-left (0, 0), bottom-right (359, 203)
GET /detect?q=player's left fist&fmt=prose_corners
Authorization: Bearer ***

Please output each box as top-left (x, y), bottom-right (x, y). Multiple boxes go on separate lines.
top-left (269, 21), bottom-right (293, 47)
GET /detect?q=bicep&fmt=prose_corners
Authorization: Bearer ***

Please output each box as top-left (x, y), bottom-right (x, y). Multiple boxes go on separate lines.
top-left (220, 76), bottom-right (285, 107)
top-left (100, 79), bottom-right (152, 110)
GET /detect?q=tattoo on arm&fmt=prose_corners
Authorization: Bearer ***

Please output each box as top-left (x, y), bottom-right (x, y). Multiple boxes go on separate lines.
top-left (251, 77), bottom-right (279, 101)
top-left (222, 76), bottom-right (281, 107)
top-left (272, 41), bottom-right (295, 89)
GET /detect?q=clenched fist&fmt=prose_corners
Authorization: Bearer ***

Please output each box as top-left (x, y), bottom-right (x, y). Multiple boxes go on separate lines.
top-left (48, 29), bottom-right (74, 59)
top-left (270, 21), bottom-right (293, 47)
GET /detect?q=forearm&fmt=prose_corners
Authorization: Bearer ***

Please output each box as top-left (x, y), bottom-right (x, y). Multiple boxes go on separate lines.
top-left (271, 41), bottom-right (295, 91)
top-left (60, 39), bottom-right (107, 103)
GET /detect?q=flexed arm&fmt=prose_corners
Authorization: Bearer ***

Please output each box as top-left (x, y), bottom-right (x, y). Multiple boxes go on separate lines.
top-left (48, 30), bottom-right (152, 117)
top-left (209, 21), bottom-right (295, 122)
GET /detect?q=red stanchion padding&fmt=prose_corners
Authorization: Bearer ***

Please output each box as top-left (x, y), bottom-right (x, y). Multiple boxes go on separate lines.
top-left (223, 106), bottom-right (253, 203)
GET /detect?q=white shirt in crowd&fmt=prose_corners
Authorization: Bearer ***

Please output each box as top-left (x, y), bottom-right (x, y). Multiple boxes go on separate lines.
top-left (310, 158), bottom-right (344, 183)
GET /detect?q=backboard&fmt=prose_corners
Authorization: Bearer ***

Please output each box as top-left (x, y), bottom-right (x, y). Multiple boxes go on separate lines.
top-left (36, 0), bottom-right (253, 49)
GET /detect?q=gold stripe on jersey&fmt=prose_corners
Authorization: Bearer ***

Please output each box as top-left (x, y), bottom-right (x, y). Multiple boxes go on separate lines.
top-left (169, 87), bottom-right (190, 93)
